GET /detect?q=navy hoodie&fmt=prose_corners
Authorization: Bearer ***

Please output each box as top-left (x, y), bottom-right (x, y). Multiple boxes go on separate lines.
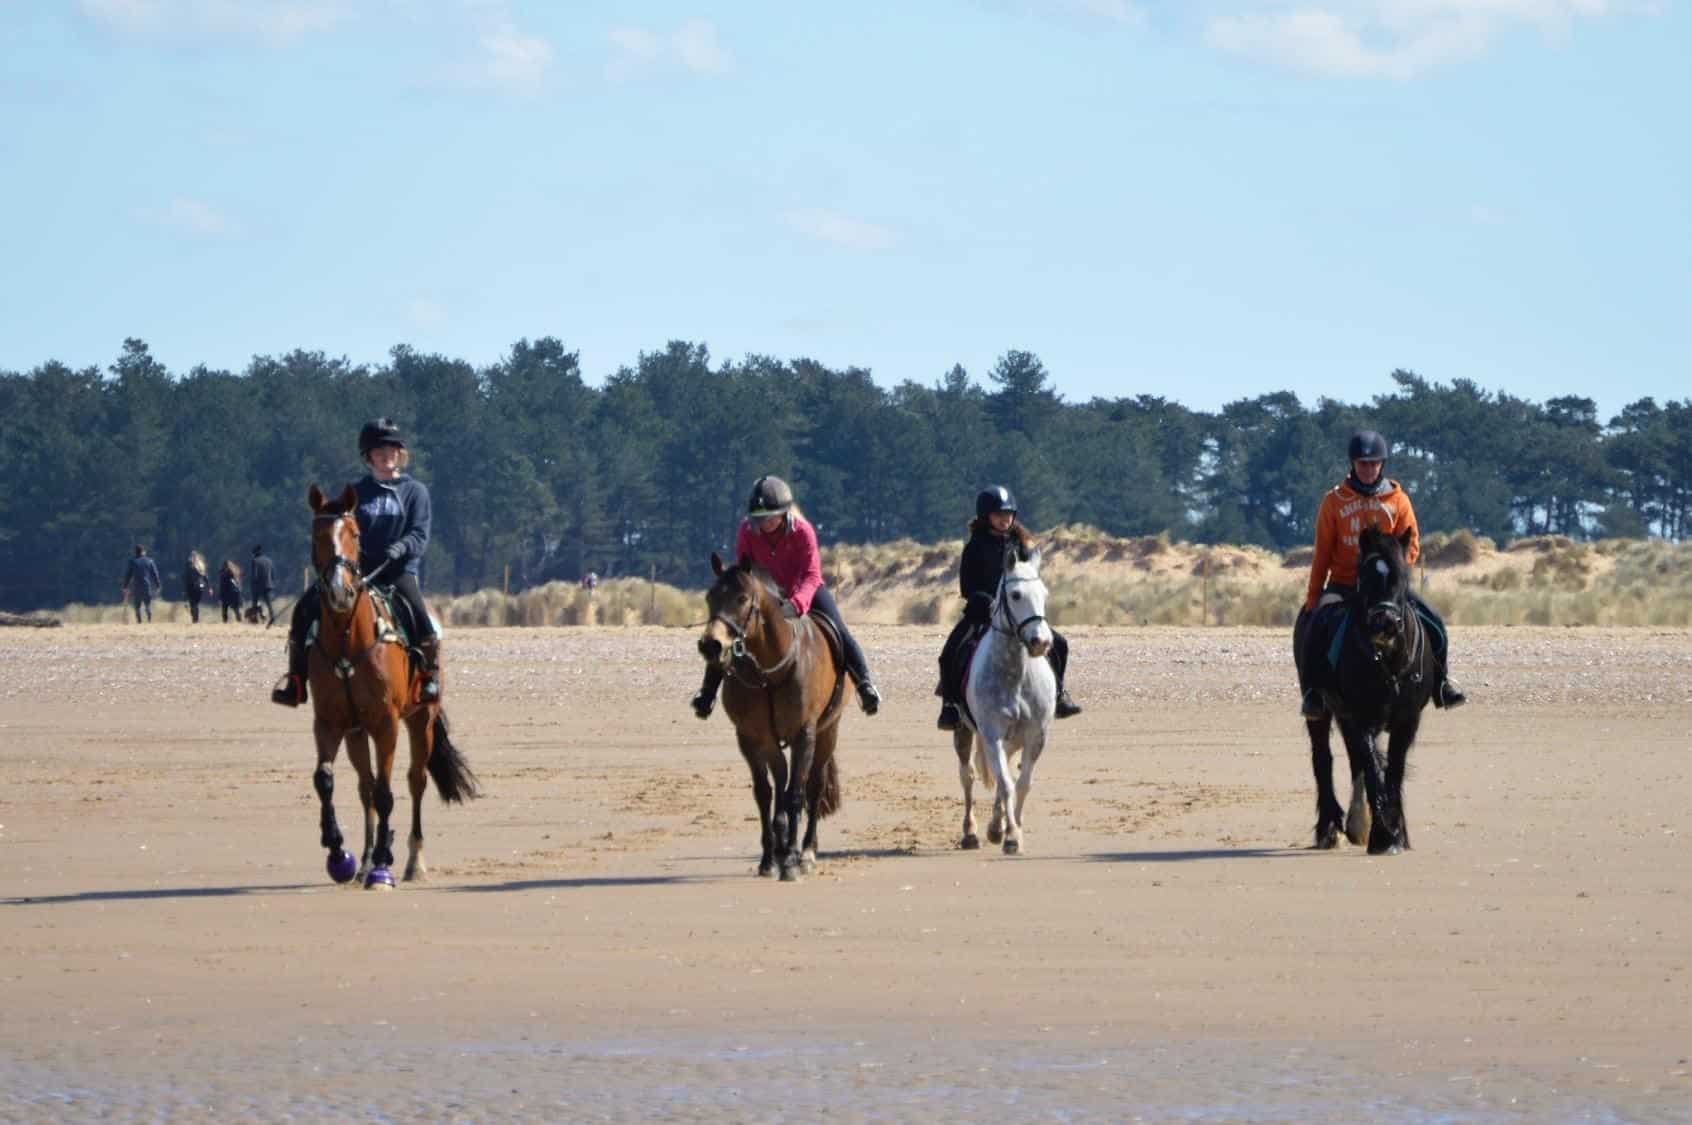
top-left (354, 473), bottom-right (432, 577)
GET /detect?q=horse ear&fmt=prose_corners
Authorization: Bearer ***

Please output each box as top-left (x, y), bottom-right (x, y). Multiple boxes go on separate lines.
top-left (1025, 547), bottom-right (1042, 570)
top-left (738, 552), bottom-right (754, 572)
top-left (711, 552), bottom-right (724, 576)
top-left (1003, 542), bottom-right (1019, 571)
top-left (1398, 528), bottom-right (1414, 557)
top-left (338, 484), bottom-right (357, 512)
top-left (308, 483), bottom-right (325, 511)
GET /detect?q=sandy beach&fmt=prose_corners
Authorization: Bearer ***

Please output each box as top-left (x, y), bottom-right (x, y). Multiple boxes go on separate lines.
top-left (2, 623), bottom-right (1689, 1121)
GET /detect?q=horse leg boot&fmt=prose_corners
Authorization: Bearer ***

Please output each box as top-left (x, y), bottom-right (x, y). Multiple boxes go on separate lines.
top-left (692, 666), bottom-right (724, 719)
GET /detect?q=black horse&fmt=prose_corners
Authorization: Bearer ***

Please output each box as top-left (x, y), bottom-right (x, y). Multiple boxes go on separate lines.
top-left (1294, 527), bottom-right (1442, 855)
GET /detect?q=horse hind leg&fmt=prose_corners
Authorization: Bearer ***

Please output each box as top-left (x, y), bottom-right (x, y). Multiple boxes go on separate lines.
top-left (402, 710), bottom-right (433, 882)
top-left (954, 727), bottom-right (979, 850)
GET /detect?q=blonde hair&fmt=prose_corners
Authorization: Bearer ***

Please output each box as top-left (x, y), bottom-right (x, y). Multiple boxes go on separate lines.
top-left (223, 560), bottom-right (241, 580)
top-left (365, 447), bottom-right (411, 470)
top-left (189, 550), bottom-right (206, 575)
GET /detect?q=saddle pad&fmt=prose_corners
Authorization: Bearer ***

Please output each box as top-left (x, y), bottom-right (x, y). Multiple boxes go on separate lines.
top-left (953, 627), bottom-right (987, 730)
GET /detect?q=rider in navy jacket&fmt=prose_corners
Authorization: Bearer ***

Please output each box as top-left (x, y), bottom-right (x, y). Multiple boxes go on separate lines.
top-left (936, 487), bottom-right (1080, 730)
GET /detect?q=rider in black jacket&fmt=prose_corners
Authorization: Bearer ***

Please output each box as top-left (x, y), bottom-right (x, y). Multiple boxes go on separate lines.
top-left (935, 487), bottom-right (1081, 730)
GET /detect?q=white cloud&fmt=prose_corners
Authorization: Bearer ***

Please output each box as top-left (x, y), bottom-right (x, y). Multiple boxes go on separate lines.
top-left (608, 18), bottom-right (733, 79)
top-left (478, 24), bottom-right (553, 93)
top-left (1205, 1), bottom-right (1649, 78)
top-left (79, 0), bottom-right (350, 46)
top-left (142, 197), bottom-right (237, 236)
top-left (784, 209), bottom-right (897, 253)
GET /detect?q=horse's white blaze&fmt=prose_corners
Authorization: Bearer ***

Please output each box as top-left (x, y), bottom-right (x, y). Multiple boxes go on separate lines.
top-left (958, 553), bottom-right (1057, 853)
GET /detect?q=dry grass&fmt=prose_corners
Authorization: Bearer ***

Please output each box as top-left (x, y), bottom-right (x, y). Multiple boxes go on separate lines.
top-left (437, 577), bottom-right (698, 628)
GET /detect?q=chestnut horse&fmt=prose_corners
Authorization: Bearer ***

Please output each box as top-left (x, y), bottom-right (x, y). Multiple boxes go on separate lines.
top-left (305, 484), bottom-right (479, 888)
top-left (698, 553), bottom-right (847, 881)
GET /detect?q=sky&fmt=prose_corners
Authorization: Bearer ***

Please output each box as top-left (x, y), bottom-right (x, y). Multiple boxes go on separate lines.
top-left (2, 1), bottom-right (1686, 422)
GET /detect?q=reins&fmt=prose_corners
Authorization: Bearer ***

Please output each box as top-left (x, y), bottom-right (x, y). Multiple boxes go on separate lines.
top-left (991, 570), bottom-right (1047, 645)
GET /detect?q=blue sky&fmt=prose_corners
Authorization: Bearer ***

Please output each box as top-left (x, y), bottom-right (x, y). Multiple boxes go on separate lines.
top-left (3, 1), bottom-right (1685, 422)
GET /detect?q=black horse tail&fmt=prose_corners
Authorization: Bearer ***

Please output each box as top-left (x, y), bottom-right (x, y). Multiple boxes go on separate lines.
top-left (427, 711), bottom-right (481, 804)
top-left (814, 753), bottom-right (842, 819)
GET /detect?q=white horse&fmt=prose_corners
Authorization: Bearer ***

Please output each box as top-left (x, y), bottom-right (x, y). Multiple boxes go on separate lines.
top-left (951, 543), bottom-right (1056, 855)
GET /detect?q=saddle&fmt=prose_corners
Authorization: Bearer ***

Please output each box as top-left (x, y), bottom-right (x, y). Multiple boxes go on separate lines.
top-left (306, 583), bottom-right (426, 689)
top-left (805, 612), bottom-right (850, 724)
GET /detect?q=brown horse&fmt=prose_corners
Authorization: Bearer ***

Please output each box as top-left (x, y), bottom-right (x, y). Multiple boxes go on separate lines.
top-left (698, 553), bottom-right (847, 881)
top-left (305, 484), bottom-right (478, 888)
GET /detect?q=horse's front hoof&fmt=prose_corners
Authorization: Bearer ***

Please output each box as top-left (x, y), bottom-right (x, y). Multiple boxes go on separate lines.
top-left (326, 848), bottom-right (358, 884)
top-left (986, 824), bottom-right (1004, 845)
top-left (403, 866), bottom-right (426, 883)
top-left (779, 864), bottom-right (800, 883)
top-left (1311, 828), bottom-right (1340, 851)
top-left (800, 854), bottom-right (817, 875)
top-left (757, 861), bottom-right (776, 878)
top-left (959, 834), bottom-right (980, 851)
top-left (1002, 838), bottom-right (1020, 856)
top-left (364, 866), bottom-right (396, 889)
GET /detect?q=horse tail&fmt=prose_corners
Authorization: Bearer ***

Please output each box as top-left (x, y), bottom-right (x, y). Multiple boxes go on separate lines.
top-left (814, 752), bottom-right (842, 819)
top-left (427, 711), bottom-right (481, 804)
top-left (973, 743), bottom-right (994, 789)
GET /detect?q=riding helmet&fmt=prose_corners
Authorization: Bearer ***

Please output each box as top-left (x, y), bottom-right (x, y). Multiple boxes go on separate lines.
top-left (975, 486), bottom-right (1018, 520)
top-left (1347, 430), bottom-right (1389, 463)
top-left (359, 417), bottom-right (406, 455)
top-left (747, 475), bottom-right (794, 518)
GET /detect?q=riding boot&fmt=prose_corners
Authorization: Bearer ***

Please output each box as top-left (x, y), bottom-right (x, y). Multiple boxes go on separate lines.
top-left (856, 679), bottom-right (882, 716)
top-left (692, 666), bottom-right (723, 719)
top-left (1296, 610), bottom-right (1328, 719)
top-left (417, 635), bottom-right (443, 701)
top-left (270, 639), bottom-right (309, 707)
top-left (1054, 684), bottom-right (1082, 719)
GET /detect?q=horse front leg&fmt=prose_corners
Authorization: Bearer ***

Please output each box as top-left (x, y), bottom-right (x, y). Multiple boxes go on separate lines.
top-left (954, 727), bottom-right (979, 850)
top-left (1340, 720), bottom-right (1390, 854)
top-left (738, 734), bottom-right (776, 878)
top-left (981, 729), bottom-right (1019, 854)
top-left (1010, 724), bottom-right (1047, 852)
top-left (344, 728), bottom-right (378, 881)
top-left (1307, 715), bottom-right (1345, 849)
top-left (365, 716), bottom-right (400, 889)
top-left (402, 710), bottom-right (433, 882)
top-left (1375, 716), bottom-right (1420, 855)
top-left (779, 724), bottom-right (816, 882)
top-left (312, 720), bottom-right (355, 882)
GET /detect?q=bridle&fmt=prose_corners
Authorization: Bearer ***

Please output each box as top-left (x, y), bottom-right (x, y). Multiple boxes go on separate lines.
top-left (992, 568), bottom-right (1048, 649)
top-left (310, 511), bottom-right (396, 692)
top-left (710, 576), bottom-right (797, 688)
top-left (1359, 551), bottom-right (1425, 696)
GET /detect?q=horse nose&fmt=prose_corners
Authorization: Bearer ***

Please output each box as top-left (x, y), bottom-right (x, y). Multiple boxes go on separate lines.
top-left (699, 637), bottom-right (722, 662)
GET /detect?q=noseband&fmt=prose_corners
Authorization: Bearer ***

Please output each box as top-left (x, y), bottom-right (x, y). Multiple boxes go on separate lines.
top-left (710, 579), bottom-right (797, 686)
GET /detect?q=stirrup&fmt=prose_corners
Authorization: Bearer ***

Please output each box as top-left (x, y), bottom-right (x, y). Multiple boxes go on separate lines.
top-left (271, 673), bottom-right (306, 708)
top-left (937, 702), bottom-right (960, 731)
top-left (1436, 681), bottom-right (1467, 710)
top-left (419, 673), bottom-right (441, 701)
top-left (1054, 691), bottom-right (1082, 719)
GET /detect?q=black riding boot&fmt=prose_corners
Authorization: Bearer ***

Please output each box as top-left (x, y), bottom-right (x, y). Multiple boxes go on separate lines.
top-left (692, 666), bottom-right (724, 719)
top-left (937, 694), bottom-right (960, 730)
top-left (1296, 609), bottom-right (1327, 719)
top-left (417, 635), bottom-right (442, 701)
top-left (271, 639), bottom-right (309, 707)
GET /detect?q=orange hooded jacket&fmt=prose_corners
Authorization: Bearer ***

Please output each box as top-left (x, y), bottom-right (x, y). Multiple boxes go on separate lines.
top-left (1305, 479), bottom-right (1420, 610)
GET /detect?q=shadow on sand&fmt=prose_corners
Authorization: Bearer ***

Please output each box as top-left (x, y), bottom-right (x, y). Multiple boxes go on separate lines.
top-left (1082, 846), bottom-right (1306, 864)
top-left (447, 874), bottom-right (718, 894)
top-left (4, 883), bottom-right (316, 907)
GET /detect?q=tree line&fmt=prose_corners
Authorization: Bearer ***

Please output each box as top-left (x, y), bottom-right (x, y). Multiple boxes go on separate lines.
top-left (2, 337), bottom-right (1687, 611)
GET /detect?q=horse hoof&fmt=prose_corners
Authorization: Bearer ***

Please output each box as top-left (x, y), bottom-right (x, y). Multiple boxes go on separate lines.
top-left (986, 825), bottom-right (1004, 845)
top-left (1312, 831), bottom-right (1339, 851)
top-left (1002, 838), bottom-right (1020, 856)
top-left (779, 865), bottom-right (799, 883)
top-left (1367, 840), bottom-right (1402, 857)
top-left (959, 834), bottom-right (980, 851)
top-left (800, 856), bottom-right (817, 875)
top-left (364, 867), bottom-right (396, 889)
top-left (326, 848), bottom-right (358, 884)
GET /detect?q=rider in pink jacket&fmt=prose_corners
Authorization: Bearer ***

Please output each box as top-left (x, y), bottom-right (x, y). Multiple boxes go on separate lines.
top-left (692, 475), bottom-right (881, 719)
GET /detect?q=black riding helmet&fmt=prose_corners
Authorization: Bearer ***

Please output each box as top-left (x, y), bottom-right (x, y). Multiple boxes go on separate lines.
top-left (1348, 430), bottom-right (1389, 463)
top-left (359, 418), bottom-right (406, 456)
top-left (748, 475), bottom-right (794, 518)
top-left (976, 486), bottom-right (1017, 520)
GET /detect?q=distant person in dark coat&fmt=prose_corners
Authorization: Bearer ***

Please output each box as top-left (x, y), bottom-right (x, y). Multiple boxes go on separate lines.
top-left (183, 550), bottom-right (209, 623)
top-left (249, 545), bottom-right (277, 625)
top-left (122, 545), bottom-right (162, 623)
top-left (219, 561), bottom-right (243, 623)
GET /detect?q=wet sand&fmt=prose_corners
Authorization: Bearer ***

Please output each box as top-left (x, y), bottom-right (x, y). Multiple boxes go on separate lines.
top-left (2, 624), bottom-right (1689, 1121)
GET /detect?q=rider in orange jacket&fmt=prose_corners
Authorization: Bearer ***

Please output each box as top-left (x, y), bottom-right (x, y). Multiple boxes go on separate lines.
top-left (1298, 430), bottom-right (1465, 717)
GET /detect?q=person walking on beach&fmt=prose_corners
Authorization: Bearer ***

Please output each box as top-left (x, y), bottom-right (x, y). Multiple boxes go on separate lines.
top-left (122, 545), bottom-right (162, 623)
top-left (218, 560), bottom-right (243, 623)
top-left (249, 545), bottom-right (277, 625)
top-left (183, 550), bottom-right (209, 623)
